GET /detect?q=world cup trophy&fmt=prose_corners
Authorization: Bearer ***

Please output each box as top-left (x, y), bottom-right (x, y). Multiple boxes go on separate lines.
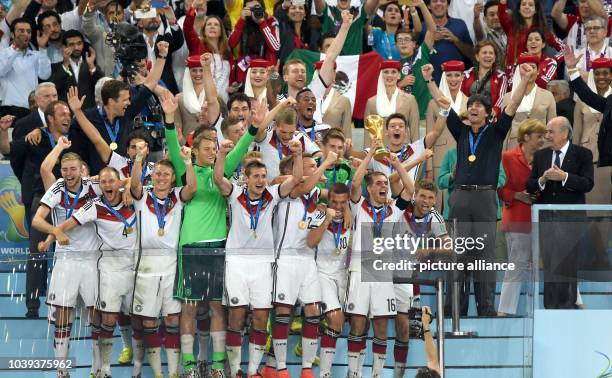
top-left (364, 114), bottom-right (390, 158)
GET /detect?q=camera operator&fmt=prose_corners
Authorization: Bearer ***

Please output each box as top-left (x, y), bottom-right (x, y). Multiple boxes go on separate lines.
top-left (228, 0), bottom-right (280, 86)
top-left (135, 5), bottom-right (184, 94)
top-left (67, 41), bottom-right (169, 175)
top-left (415, 306), bottom-right (441, 378)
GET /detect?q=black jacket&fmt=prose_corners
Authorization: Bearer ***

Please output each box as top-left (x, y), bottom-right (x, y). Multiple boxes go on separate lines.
top-left (12, 110), bottom-right (45, 141)
top-left (569, 76), bottom-right (612, 167)
top-left (50, 61), bottom-right (104, 110)
top-left (527, 143), bottom-right (594, 205)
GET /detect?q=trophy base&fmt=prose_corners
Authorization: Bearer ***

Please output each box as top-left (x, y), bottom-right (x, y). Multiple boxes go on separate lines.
top-left (374, 147), bottom-right (390, 159)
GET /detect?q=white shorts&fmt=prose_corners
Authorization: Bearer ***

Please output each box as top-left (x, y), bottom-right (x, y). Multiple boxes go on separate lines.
top-left (273, 258), bottom-right (321, 307)
top-left (318, 270), bottom-right (348, 314)
top-left (224, 260), bottom-right (272, 309)
top-left (131, 272), bottom-right (181, 318)
top-left (97, 270), bottom-right (134, 313)
top-left (47, 259), bottom-right (98, 308)
top-left (394, 284), bottom-right (415, 314)
top-left (344, 271), bottom-right (396, 318)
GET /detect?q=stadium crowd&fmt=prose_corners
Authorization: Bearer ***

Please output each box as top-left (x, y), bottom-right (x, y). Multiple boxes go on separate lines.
top-left (0, 0), bottom-right (610, 376)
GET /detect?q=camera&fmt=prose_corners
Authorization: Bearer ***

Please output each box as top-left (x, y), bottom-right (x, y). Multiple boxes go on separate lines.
top-left (251, 4), bottom-right (264, 19)
top-left (105, 22), bottom-right (148, 79)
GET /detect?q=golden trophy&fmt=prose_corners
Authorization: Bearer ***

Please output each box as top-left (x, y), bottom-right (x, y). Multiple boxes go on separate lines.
top-left (364, 115), bottom-right (390, 158)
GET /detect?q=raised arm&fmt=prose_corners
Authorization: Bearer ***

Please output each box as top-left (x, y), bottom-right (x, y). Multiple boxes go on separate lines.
top-left (296, 151), bottom-right (338, 196)
top-left (415, 0), bottom-right (436, 49)
top-left (67, 87), bottom-right (112, 163)
top-left (320, 10), bottom-right (353, 87)
top-left (129, 141), bottom-right (147, 198)
top-left (363, 0), bottom-right (380, 17)
top-left (351, 139), bottom-right (378, 202)
top-left (307, 206), bottom-right (334, 248)
top-left (279, 140), bottom-right (304, 197)
top-left (144, 41), bottom-right (169, 91)
top-left (505, 63), bottom-right (536, 117)
top-left (213, 140), bottom-right (234, 196)
top-left (200, 53), bottom-right (221, 125)
top-left (178, 146), bottom-right (197, 201)
top-left (424, 96), bottom-right (450, 148)
top-left (551, 0), bottom-right (568, 30)
top-left (422, 64), bottom-right (444, 102)
top-left (40, 136), bottom-right (71, 191)
top-left (566, 47), bottom-right (607, 112)
top-left (388, 153), bottom-right (415, 200)
top-left (160, 91), bottom-right (186, 184)
top-left (473, 2), bottom-right (485, 42)
top-left (389, 149), bottom-right (433, 193)
top-left (254, 98), bottom-right (297, 142)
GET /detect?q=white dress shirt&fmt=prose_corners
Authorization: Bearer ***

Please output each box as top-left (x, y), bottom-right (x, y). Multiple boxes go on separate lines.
top-left (0, 46), bottom-right (52, 108)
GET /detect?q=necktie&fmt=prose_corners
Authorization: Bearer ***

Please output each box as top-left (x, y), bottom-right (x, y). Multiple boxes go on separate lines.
top-left (554, 150), bottom-right (561, 168)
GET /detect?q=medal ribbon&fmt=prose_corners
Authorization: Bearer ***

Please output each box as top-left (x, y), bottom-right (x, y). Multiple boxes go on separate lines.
top-left (275, 134), bottom-right (286, 161)
top-left (98, 107), bottom-right (120, 144)
top-left (101, 196), bottom-right (136, 230)
top-left (390, 144), bottom-right (407, 173)
top-left (300, 122), bottom-right (316, 142)
top-left (332, 220), bottom-right (343, 249)
top-left (325, 166), bottom-right (338, 189)
top-left (410, 212), bottom-right (432, 237)
top-left (128, 160), bottom-right (148, 184)
top-left (63, 184), bottom-right (83, 219)
top-left (369, 200), bottom-right (387, 238)
top-left (300, 193), bottom-right (311, 224)
top-left (468, 124), bottom-right (490, 159)
top-left (151, 191), bottom-right (169, 231)
top-left (245, 188), bottom-right (264, 231)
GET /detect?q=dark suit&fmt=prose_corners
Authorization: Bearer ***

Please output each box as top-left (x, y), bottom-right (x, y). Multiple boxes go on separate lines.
top-left (50, 61), bottom-right (104, 110)
top-left (569, 76), bottom-right (612, 167)
top-left (12, 110), bottom-right (45, 142)
top-left (527, 143), bottom-right (594, 308)
top-left (555, 97), bottom-right (575, 127)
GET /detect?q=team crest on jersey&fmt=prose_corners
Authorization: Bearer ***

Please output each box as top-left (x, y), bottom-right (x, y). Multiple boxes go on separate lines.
top-left (231, 297), bottom-right (239, 305)
top-left (277, 293), bottom-right (285, 301)
top-left (237, 189), bottom-right (274, 213)
top-left (134, 304), bottom-right (143, 313)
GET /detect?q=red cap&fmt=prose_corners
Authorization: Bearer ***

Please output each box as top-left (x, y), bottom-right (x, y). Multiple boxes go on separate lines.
top-left (314, 60), bottom-right (337, 70)
top-left (441, 60), bottom-right (465, 72)
top-left (591, 57), bottom-right (612, 70)
top-left (379, 60), bottom-right (401, 71)
top-left (249, 59), bottom-right (270, 69)
top-left (186, 55), bottom-right (201, 68)
top-left (517, 54), bottom-right (540, 66)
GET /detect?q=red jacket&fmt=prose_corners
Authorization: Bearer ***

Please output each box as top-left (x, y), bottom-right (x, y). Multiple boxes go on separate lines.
top-left (506, 54), bottom-right (559, 90)
top-left (498, 2), bottom-right (564, 68)
top-left (499, 145), bottom-right (534, 233)
top-left (461, 67), bottom-right (508, 116)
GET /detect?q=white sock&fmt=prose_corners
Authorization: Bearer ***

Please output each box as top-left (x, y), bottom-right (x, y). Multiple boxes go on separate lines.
top-left (248, 341), bottom-right (266, 375)
top-left (91, 329), bottom-right (100, 374)
top-left (99, 337), bottom-right (113, 375)
top-left (54, 336), bottom-right (70, 359)
top-left (372, 338), bottom-right (388, 378)
top-left (210, 331), bottom-right (226, 370)
top-left (146, 347), bottom-right (163, 376)
top-left (119, 324), bottom-right (132, 349)
top-left (132, 336), bottom-right (144, 376)
top-left (272, 337), bottom-right (288, 370)
top-left (166, 348), bottom-right (181, 375)
top-left (394, 363), bottom-right (407, 378)
top-left (197, 326), bottom-right (210, 363)
top-left (357, 343), bottom-right (367, 374)
top-left (181, 334), bottom-right (195, 356)
top-left (226, 345), bottom-right (242, 376)
top-left (347, 334), bottom-right (362, 376)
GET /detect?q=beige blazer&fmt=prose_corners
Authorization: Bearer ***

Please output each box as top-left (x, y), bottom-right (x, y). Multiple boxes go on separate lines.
top-left (502, 87), bottom-right (556, 151)
top-left (573, 100), bottom-right (602, 162)
top-left (322, 90), bottom-right (353, 139)
top-left (363, 91), bottom-right (420, 146)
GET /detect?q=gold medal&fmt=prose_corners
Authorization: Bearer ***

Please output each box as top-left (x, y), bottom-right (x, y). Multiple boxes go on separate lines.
top-left (298, 220), bottom-right (307, 230)
top-left (110, 142), bottom-right (118, 151)
top-left (253, 230), bottom-right (257, 239)
top-left (468, 154), bottom-right (476, 163)
top-left (334, 248), bottom-right (341, 255)
top-left (126, 227), bottom-right (133, 234)
top-left (55, 159), bottom-right (60, 166)
top-left (158, 228), bottom-right (165, 236)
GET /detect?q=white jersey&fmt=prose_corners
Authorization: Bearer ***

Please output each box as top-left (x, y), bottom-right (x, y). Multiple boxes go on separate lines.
top-left (349, 197), bottom-right (403, 271)
top-left (298, 122), bottom-right (331, 145)
top-left (274, 187), bottom-right (323, 259)
top-left (257, 128), bottom-right (320, 180)
top-left (366, 138), bottom-right (426, 182)
top-left (108, 151), bottom-right (155, 185)
top-left (398, 199), bottom-right (447, 241)
top-left (133, 186), bottom-right (185, 274)
top-left (73, 197), bottom-right (137, 271)
top-left (316, 220), bottom-right (351, 275)
top-left (226, 183), bottom-right (283, 262)
top-left (40, 177), bottom-right (101, 254)
top-left (212, 114), bottom-right (224, 145)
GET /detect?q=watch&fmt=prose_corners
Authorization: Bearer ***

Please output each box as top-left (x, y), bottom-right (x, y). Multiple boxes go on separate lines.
top-left (270, 72), bottom-right (280, 81)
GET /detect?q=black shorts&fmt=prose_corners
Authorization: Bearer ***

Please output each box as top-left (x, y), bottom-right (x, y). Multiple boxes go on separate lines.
top-left (174, 241), bottom-right (225, 301)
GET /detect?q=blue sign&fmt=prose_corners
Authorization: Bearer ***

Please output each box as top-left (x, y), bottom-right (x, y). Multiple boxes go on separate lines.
top-left (0, 162), bottom-right (30, 269)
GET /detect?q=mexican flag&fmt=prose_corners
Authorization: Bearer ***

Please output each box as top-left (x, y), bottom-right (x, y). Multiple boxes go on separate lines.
top-left (286, 50), bottom-right (383, 120)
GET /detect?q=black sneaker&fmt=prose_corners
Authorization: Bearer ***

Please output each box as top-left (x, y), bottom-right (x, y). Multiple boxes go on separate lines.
top-left (25, 309), bottom-right (39, 319)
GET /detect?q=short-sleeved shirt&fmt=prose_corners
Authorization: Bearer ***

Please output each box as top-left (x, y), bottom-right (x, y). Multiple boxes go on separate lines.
top-left (257, 128), bottom-right (320, 180)
top-left (108, 151), bottom-right (154, 185)
top-left (133, 186), bottom-right (185, 274)
top-left (419, 17), bottom-right (472, 84)
top-left (73, 197), bottom-right (137, 271)
top-left (395, 198), bottom-right (447, 241)
top-left (40, 178), bottom-right (101, 254)
top-left (365, 138), bottom-right (426, 182)
top-left (316, 219), bottom-right (351, 275)
top-left (274, 187), bottom-right (322, 259)
top-left (321, 4), bottom-right (368, 55)
top-left (372, 27), bottom-right (401, 60)
top-left (447, 109), bottom-right (513, 186)
top-left (349, 197), bottom-right (403, 271)
top-left (226, 183), bottom-right (283, 262)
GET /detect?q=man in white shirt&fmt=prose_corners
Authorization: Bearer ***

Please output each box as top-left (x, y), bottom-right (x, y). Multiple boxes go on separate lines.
top-left (575, 16), bottom-right (612, 77)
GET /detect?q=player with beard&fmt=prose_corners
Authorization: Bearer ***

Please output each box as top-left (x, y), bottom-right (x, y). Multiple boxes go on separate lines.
top-left (276, 59), bottom-right (307, 101)
top-left (53, 166), bottom-right (139, 378)
top-left (306, 183), bottom-right (352, 378)
top-left (345, 140), bottom-right (416, 378)
top-left (129, 141), bottom-right (197, 378)
top-left (32, 152), bottom-right (101, 378)
top-left (295, 88), bottom-right (331, 145)
top-left (270, 150), bottom-right (338, 378)
top-left (160, 90), bottom-right (270, 377)
top-left (214, 140), bottom-right (303, 378)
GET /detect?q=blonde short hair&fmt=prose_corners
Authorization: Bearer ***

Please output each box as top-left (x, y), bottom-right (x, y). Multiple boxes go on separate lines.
top-left (518, 119), bottom-right (546, 143)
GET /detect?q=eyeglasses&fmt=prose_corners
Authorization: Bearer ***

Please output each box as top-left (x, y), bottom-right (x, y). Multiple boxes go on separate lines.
top-left (585, 26), bottom-right (604, 32)
top-left (396, 37), bottom-right (414, 43)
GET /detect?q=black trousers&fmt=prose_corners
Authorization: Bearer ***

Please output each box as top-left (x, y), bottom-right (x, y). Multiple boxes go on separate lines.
top-left (446, 188), bottom-right (497, 316)
top-left (25, 194), bottom-right (49, 311)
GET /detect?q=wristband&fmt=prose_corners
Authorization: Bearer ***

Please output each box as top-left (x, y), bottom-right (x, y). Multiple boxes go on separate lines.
top-left (248, 125), bottom-right (259, 136)
top-left (438, 107), bottom-right (450, 117)
top-left (425, 79), bottom-right (432, 84)
top-left (423, 329), bottom-right (431, 334)
top-left (165, 122), bottom-right (175, 130)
